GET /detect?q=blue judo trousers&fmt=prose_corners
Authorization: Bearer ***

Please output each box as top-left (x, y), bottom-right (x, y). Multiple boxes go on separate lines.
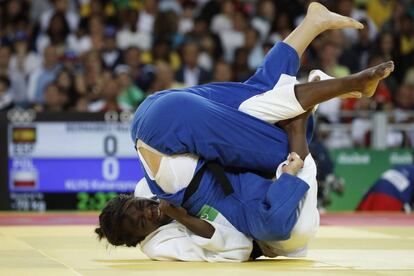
top-left (131, 42), bottom-right (314, 241)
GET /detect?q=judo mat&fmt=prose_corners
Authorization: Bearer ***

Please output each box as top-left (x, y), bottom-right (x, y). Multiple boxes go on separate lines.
top-left (1, 212), bottom-right (414, 276)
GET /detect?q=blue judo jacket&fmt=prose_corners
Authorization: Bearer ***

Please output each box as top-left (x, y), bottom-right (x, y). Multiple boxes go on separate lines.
top-left (143, 159), bottom-right (310, 241)
top-left (130, 42), bottom-right (314, 240)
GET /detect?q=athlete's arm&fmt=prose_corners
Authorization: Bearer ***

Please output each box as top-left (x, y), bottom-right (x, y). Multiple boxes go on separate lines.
top-left (159, 200), bottom-right (215, 238)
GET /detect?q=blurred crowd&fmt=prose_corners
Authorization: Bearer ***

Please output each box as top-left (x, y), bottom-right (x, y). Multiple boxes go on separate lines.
top-left (0, 0), bottom-right (414, 147)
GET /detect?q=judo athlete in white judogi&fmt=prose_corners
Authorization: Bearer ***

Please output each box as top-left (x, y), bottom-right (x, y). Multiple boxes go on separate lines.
top-left (134, 143), bottom-right (318, 262)
top-left (96, 2), bottom-right (394, 262)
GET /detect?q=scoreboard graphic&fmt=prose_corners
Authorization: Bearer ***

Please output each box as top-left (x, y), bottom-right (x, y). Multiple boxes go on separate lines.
top-left (2, 114), bottom-right (145, 211)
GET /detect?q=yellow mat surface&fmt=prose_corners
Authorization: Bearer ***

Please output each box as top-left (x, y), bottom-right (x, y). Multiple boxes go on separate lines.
top-left (1, 224), bottom-right (414, 276)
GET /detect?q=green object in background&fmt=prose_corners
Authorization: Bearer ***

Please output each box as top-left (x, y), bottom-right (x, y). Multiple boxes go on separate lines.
top-left (327, 149), bottom-right (413, 211)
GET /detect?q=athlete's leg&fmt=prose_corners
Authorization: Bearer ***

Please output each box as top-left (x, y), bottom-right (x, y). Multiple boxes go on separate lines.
top-left (282, 110), bottom-right (311, 159)
top-left (258, 111), bottom-right (319, 257)
top-left (239, 3), bottom-right (392, 123)
top-left (239, 61), bottom-right (394, 123)
top-left (245, 2), bottom-right (362, 90)
top-left (237, 2), bottom-right (362, 123)
top-left (295, 61), bottom-right (394, 110)
top-left (178, 3), bottom-right (363, 108)
top-left (180, 42), bottom-right (299, 109)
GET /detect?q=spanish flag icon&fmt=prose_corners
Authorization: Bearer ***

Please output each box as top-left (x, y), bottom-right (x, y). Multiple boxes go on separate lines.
top-left (12, 127), bottom-right (36, 143)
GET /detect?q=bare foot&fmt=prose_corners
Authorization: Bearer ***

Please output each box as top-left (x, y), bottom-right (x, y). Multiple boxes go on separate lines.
top-left (355, 61), bottom-right (395, 97)
top-left (307, 2), bottom-right (363, 31)
top-left (309, 69), bottom-right (362, 98)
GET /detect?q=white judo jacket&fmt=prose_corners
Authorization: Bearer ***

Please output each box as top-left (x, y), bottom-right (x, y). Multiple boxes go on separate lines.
top-left (134, 178), bottom-right (253, 262)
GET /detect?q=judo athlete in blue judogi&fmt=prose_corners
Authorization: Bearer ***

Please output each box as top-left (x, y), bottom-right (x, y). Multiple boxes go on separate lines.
top-left (131, 2), bottom-right (376, 174)
top-left (95, 2), bottom-right (395, 259)
top-left (130, 2), bottom-right (393, 238)
top-left (357, 165), bottom-right (414, 212)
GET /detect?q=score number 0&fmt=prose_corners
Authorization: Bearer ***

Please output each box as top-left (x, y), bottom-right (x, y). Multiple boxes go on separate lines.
top-left (102, 135), bottom-right (119, 181)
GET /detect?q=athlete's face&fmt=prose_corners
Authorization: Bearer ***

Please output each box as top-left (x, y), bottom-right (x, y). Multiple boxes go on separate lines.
top-left (121, 197), bottom-right (171, 242)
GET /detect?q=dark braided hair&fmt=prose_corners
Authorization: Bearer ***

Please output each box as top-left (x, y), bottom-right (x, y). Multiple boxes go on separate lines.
top-left (95, 194), bottom-right (143, 247)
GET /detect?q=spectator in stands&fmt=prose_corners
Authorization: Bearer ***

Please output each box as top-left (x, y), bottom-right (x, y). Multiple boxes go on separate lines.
top-left (187, 21), bottom-right (223, 72)
top-left (138, 0), bottom-right (159, 34)
top-left (153, 10), bottom-right (180, 46)
top-left (382, 1), bottom-right (406, 33)
top-left (399, 14), bottom-right (414, 57)
top-left (347, 19), bottom-right (372, 72)
top-left (175, 42), bottom-right (211, 86)
top-left (244, 27), bottom-right (264, 70)
top-left (365, 55), bottom-right (393, 106)
top-left (2, 0), bottom-right (31, 38)
top-left (269, 12), bottom-right (293, 42)
top-left (115, 65), bottom-right (146, 110)
top-left (212, 59), bottom-right (233, 82)
top-left (232, 47), bottom-right (252, 82)
top-left (66, 19), bottom-right (92, 54)
top-left (4, 0), bottom-right (25, 23)
top-left (319, 37), bottom-right (350, 78)
top-left (219, 11), bottom-right (247, 61)
top-left (393, 81), bottom-right (414, 146)
top-left (251, 0), bottom-right (276, 42)
top-left (27, 45), bottom-right (61, 104)
top-left (35, 83), bottom-right (66, 112)
top-left (143, 38), bottom-right (180, 71)
top-left (366, 0), bottom-right (394, 30)
top-left (0, 76), bottom-right (13, 110)
top-left (122, 47), bottom-right (153, 92)
top-left (177, 1), bottom-right (196, 35)
top-left (40, 0), bottom-right (79, 32)
top-left (198, 34), bottom-right (217, 71)
top-left (315, 36), bottom-right (350, 124)
top-left (55, 69), bottom-right (78, 109)
top-left (37, 12), bottom-right (71, 54)
top-left (185, 17), bottom-right (210, 42)
top-left (87, 15), bottom-right (105, 51)
top-left (88, 71), bottom-right (130, 112)
top-left (9, 31), bottom-right (41, 104)
top-left (79, 0), bottom-right (105, 18)
top-left (149, 61), bottom-right (183, 94)
top-left (117, 8), bottom-right (152, 51)
top-left (374, 32), bottom-right (398, 70)
top-left (101, 26), bottom-right (122, 70)
top-left (0, 45), bottom-right (11, 77)
top-left (210, 0), bottom-right (234, 35)
top-left (0, 44), bottom-right (26, 107)
top-left (336, 0), bottom-right (378, 43)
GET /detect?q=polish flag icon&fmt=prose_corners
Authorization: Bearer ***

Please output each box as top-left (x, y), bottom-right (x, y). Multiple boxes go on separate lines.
top-left (12, 170), bottom-right (38, 190)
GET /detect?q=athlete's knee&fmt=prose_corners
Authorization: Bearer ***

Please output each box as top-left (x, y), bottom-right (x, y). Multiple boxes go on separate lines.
top-left (238, 83), bottom-right (305, 123)
top-left (290, 212), bottom-right (319, 242)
